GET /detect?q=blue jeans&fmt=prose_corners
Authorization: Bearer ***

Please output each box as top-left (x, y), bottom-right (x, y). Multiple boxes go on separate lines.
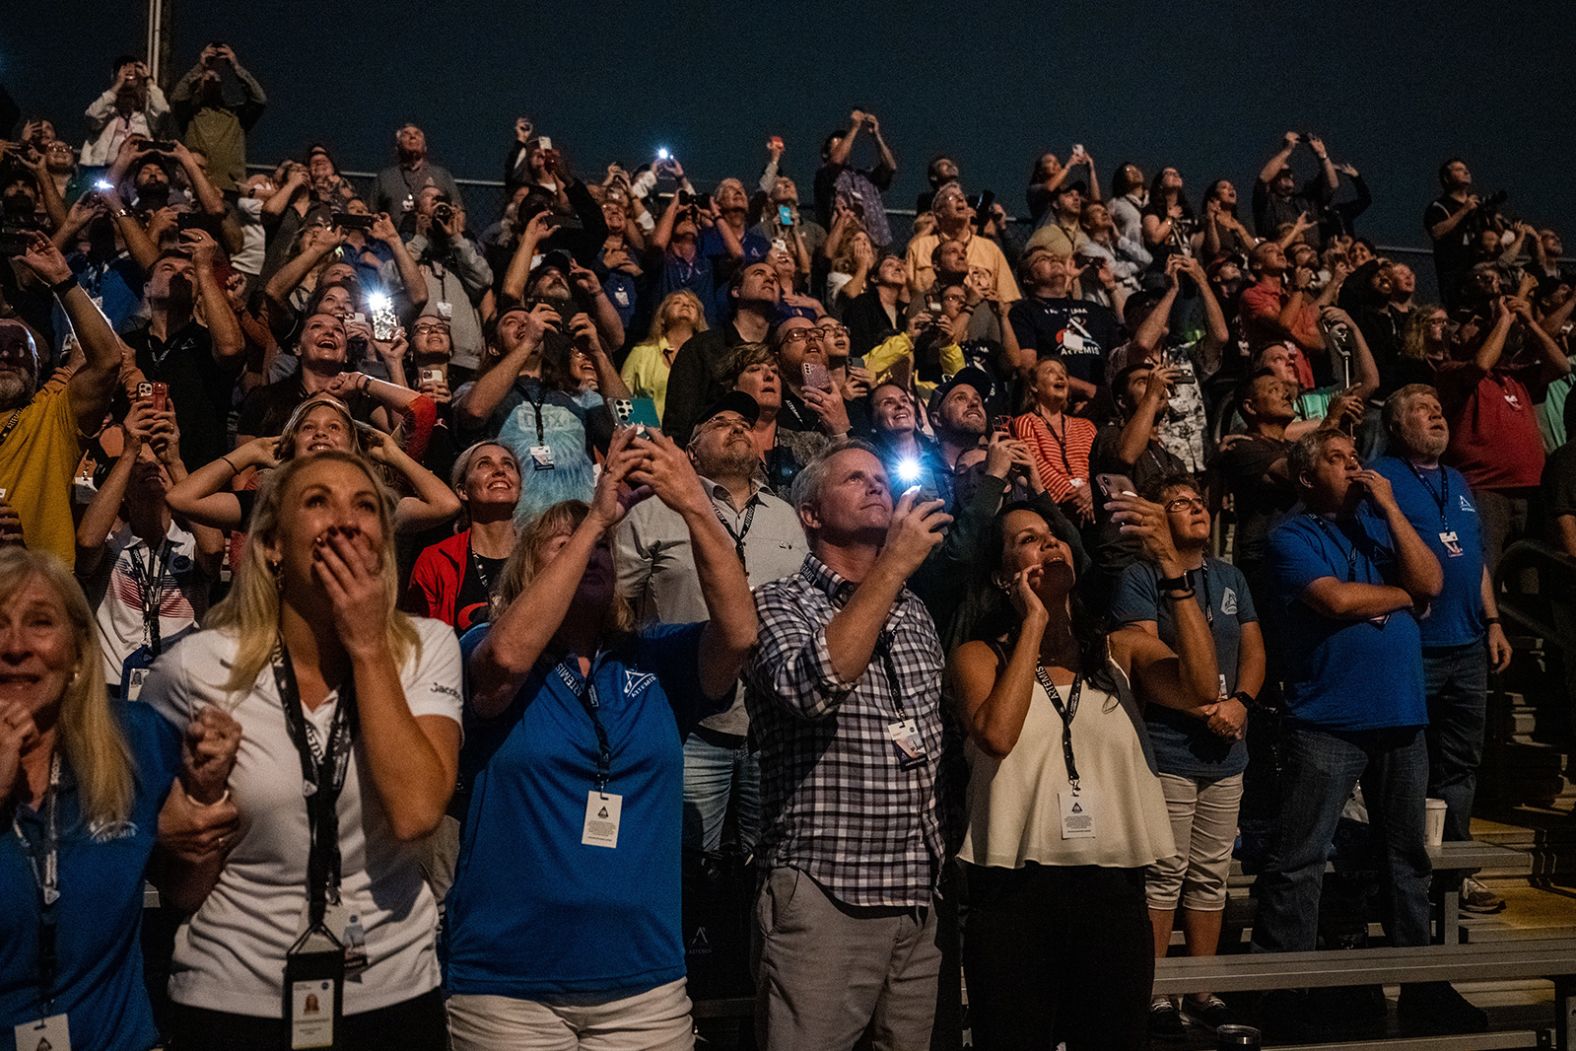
top-left (1422, 643), bottom-right (1488, 843)
top-left (1251, 725), bottom-right (1432, 954)
top-left (682, 728), bottom-right (761, 854)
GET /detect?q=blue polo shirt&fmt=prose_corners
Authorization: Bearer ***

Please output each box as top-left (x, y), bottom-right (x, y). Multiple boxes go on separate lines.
top-left (445, 621), bottom-right (722, 998)
top-left (1372, 455), bottom-right (1485, 648)
top-left (1, 702), bottom-right (179, 1051)
top-left (1267, 511), bottom-right (1428, 731)
top-left (1110, 557), bottom-right (1257, 779)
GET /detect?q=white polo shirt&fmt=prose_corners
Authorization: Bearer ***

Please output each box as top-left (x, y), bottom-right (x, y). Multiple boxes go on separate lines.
top-left (141, 617), bottom-right (463, 1017)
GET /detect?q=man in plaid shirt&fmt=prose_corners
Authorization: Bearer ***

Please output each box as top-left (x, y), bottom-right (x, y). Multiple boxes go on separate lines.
top-left (746, 440), bottom-right (952, 1051)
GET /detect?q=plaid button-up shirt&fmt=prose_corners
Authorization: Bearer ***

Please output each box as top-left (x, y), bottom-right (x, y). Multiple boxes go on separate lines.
top-left (746, 554), bottom-right (945, 908)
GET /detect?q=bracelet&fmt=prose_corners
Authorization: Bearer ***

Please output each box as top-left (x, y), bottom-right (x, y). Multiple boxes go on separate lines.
top-left (360, 374), bottom-right (374, 393)
top-left (1162, 587), bottom-right (1197, 601)
top-left (49, 276), bottom-right (77, 298)
top-left (189, 788), bottom-right (230, 809)
top-left (220, 454), bottom-right (240, 475)
top-left (1484, 616), bottom-right (1500, 626)
top-left (1156, 573), bottom-right (1189, 593)
top-left (1231, 690), bottom-right (1258, 709)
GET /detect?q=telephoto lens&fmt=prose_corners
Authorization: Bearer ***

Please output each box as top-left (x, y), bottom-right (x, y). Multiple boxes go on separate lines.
top-left (1216, 1022), bottom-right (1262, 1050)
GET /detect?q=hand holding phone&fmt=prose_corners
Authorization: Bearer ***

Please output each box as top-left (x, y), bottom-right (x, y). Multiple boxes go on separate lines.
top-left (802, 362), bottom-right (833, 392)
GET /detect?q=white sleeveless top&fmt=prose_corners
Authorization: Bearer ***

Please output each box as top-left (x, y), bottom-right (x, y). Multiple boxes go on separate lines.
top-left (958, 657), bottom-right (1175, 870)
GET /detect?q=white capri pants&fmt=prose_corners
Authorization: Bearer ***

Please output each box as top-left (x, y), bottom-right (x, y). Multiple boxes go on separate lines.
top-left (447, 978), bottom-right (694, 1051)
top-left (1145, 772), bottom-right (1244, 912)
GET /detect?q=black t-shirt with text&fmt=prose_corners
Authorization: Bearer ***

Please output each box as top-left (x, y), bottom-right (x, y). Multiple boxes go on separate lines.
top-left (1008, 296), bottom-right (1123, 389)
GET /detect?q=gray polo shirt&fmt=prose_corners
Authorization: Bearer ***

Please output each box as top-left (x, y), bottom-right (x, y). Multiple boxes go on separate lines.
top-left (615, 478), bottom-right (808, 735)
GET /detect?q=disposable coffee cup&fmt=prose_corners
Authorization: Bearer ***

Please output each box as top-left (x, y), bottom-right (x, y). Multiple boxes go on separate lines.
top-left (1216, 1023), bottom-right (1262, 1050)
top-left (1425, 797), bottom-right (1448, 847)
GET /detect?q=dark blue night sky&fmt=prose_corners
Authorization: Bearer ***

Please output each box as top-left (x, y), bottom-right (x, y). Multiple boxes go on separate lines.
top-left (7, 1), bottom-right (1574, 250)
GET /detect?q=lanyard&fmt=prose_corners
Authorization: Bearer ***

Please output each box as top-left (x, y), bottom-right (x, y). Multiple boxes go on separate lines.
top-left (555, 660), bottom-right (614, 792)
top-left (872, 629), bottom-right (911, 721)
top-left (1404, 461), bottom-right (1450, 531)
top-left (0, 406), bottom-right (24, 452)
top-left (520, 382), bottom-right (549, 445)
top-left (1034, 664), bottom-right (1085, 790)
top-left (1040, 412), bottom-right (1074, 476)
top-left (1194, 562), bottom-right (1214, 628)
top-left (12, 752), bottom-right (61, 1007)
top-left (1308, 515), bottom-right (1363, 583)
top-left (467, 538), bottom-right (499, 596)
top-left (126, 538), bottom-right (170, 655)
top-left (271, 640), bottom-right (357, 928)
top-left (714, 497), bottom-right (757, 566)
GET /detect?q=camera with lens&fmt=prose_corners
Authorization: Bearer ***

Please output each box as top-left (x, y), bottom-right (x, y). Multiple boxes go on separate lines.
top-left (433, 198), bottom-right (454, 226)
top-left (1479, 189), bottom-right (1508, 215)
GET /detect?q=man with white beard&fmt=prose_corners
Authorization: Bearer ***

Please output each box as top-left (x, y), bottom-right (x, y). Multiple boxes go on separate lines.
top-left (1372, 383), bottom-right (1513, 914)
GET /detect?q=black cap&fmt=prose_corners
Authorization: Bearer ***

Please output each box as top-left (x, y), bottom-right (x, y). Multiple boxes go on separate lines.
top-left (693, 391), bottom-right (760, 431)
top-left (531, 248), bottom-right (574, 277)
top-left (927, 366), bottom-right (993, 415)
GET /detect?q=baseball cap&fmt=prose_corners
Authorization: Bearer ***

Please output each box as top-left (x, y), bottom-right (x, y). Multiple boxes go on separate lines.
top-left (693, 391), bottom-right (760, 431)
top-left (927, 366), bottom-right (993, 416)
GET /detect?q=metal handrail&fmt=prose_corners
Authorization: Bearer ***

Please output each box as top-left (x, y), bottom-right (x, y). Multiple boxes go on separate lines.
top-left (1493, 539), bottom-right (1576, 646)
top-left (243, 162), bottom-right (1570, 264)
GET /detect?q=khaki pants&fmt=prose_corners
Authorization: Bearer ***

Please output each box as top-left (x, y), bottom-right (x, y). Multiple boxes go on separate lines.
top-left (751, 866), bottom-right (941, 1051)
top-left (446, 979), bottom-right (694, 1050)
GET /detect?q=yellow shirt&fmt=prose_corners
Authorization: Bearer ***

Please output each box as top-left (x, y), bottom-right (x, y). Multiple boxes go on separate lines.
top-left (866, 333), bottom-right (966, 400)
top-left (905, 232), bottom-right (1021, 304)
top-left (619, 338), bottom-right (676, 421)
top-left (0, 386), bottom-right (84, 567)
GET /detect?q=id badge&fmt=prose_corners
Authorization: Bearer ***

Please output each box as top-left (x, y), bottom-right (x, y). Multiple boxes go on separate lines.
top-left (320, 900), bottom-right (369, 979)
top-left (13, 1014), bottom-right (70, 1051)
top-left (888, 718), bottom-right (928, 771)
top-left (121, 646), bottom-right (154, 702)
top-left (284, 928), bottom-right (344, 1050)
top-left (583, 791), bottom-right (622, 849)
top-left (529, 445), bottom-right (556, 471)
top-left (1059, 789), bottom-right (1096, 839)
top-left (1439, 530), bottom-right (1464, 557)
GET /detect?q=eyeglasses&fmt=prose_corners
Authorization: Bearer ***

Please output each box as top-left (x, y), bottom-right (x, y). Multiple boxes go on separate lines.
top-left (412, 322), bottom-right (450, 335)
top-left (817, 323), bottom-right (849, 337)
top-left (779, 329), bottom-right (827, 346)
top-left (1164, 496), bottom-right (1207, 513)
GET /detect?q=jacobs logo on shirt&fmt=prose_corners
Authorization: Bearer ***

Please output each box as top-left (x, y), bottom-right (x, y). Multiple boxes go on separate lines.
top-left (88, 819), bottom-right (138, 843)
top-left (624, 670), bottom-right (656, 697)
top-left (1221, 588), bottom-right (1238, 616)
top-left (1459, 495), bottom-right (1475, 513)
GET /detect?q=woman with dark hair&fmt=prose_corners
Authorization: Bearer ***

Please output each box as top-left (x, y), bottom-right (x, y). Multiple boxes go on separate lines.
top-left (1026, 146), bottom-right (1099, 225)
top-left (946, 496), bottom-right (1221, 1050)
top-left (1141, 167), bottom-right (1202, 268)
top-left (1109, 162), bottom-right (1148, 247)
top-left (445, 427), bottom-right (757, 1048)
top-left (1201, 179), bottom-right (1256, 262)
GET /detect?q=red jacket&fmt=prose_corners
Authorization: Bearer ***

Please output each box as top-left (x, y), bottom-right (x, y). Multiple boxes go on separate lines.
top-left (403, 529), bottom-right (474, 630)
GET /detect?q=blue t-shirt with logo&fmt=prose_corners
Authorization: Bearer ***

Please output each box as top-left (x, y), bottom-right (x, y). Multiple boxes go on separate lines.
top-left (1, 702), bottom-right (179, 1051)
top-left (1267, 510), bottom-right (1428, 731)
top-left (1111, 558), bottom-right (1257, 779)
top-left (445, 621), bottom-right (722, 998)
top-left (1373, 455), bottom-right (1485, 648)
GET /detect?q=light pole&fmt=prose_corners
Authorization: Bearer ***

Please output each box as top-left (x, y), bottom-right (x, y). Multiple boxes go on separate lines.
top-left (146, 0), bottom-right (174, 87)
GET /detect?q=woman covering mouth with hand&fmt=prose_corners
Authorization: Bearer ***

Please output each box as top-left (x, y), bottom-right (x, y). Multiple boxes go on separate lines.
top-left (946, 494), bottom-right (1222, 1049)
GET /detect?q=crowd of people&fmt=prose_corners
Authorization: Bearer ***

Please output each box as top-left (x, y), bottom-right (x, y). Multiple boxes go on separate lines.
top-left (1, 43), bottom-right (1574, 1051)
